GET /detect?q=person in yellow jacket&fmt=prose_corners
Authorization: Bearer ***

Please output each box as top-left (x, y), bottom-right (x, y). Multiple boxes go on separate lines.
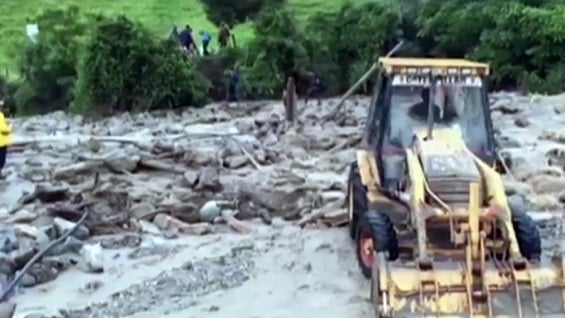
top-left (0, 108), bottom-right (12, 174)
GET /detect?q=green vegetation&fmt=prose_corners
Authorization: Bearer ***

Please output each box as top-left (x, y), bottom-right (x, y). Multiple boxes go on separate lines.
top-left (1, 0), bottom-right (565, 117)
top-left (0, 0), bottom-right (365, 72)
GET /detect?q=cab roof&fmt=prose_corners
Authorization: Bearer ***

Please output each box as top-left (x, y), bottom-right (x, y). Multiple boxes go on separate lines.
top-left (378, 57), bottom-right (490, 76)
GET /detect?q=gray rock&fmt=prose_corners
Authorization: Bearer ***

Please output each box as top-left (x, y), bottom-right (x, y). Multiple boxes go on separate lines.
top-left (129, 202), bottom-right (155, 220)
top-left (0, 179), bottom-right (36, 210)
top-left (0, 253), bottom-right (16, 276)
top-left (546, 147), bottom-right (565, 168)
top-left (79, 243), bottom-right (104, 273)
top-left (98, 234), bottom-right (141, 249)
top-left (225, 155), bottom-right (248, 169)
top-left (199, 201), bottom-right (222, 223)
top-left (514, 116), bottom-right (530, 128)
top-left (195, 167), bottom-right (222, 192)
top-left (491, 102), bottom-right (520, 114)
top-left (35, 184), bottom-right (68, 203)
top-left (28, 263), bottom-right (58, 285)
top-left (496, 135), bottom-right (522, 148)
top-left (18, 272), bottom-right (36, 288)
top-left (528, 175), bottom-right (565, 194)
top-left (6, 209), bottom-right (38, 223)
top-left (53, 217), bottom-right (90, 240)
top-left (44, 236), bottom-right (84, 256)
top-left (503, 180), bottom-right (530, 196)
top-left (129, 236), bottom-right (170, 259)
top-left (31, 216), bottom-right (57, 240)
top-left (271, 217), bottom-right (286, 229)
top-left (182, 171), bottom-right (199, 188)
top-left (9, 242), bottom-right (35, 269)
top-left (0, 226), bottom-right (18, 253)
top-left (104, 153), bottom-right (140, 172)
top-left (137, 220), bottom-right (162, 236)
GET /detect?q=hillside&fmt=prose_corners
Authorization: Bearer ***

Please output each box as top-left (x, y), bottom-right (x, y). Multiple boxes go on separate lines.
top-left (0, 0), bottom-right (355, 73)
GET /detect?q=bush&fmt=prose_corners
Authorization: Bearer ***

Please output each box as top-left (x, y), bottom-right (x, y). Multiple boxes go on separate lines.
top-left (475, 3), bottom-right (565, 92)
top-left (15, 6), bottom-right (87, 115)
top-left (195, 47), bottom-right (244, 101)
top-left (307, 2), bottom-right (400, 93)
top-left (0, 76), bottom-right (18, 116)
top-left (72, 16), bottom-right (209, 115)
top-left (201, 0), bottom-right (286, 26)
top-left (243, 5), bottom-right (310, 98)
top-left (417, 0), bottom-right (565, 92)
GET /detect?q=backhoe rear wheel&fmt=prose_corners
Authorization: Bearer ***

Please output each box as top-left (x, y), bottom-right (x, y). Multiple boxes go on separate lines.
top-left (356, 210), bottom-right (399, 279)
top-left (347, 162), bottom-right (368, 240)
top-left (512, 209), bottom-right (542, 261)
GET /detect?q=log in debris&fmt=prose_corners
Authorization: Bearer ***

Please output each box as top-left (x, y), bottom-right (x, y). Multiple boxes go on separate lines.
top-left (12, 132), bottom-right (246, 148)
top-left (297, 201), bottom-right (345, 228)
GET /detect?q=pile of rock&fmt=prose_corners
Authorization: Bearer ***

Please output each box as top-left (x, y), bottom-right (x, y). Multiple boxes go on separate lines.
top-left (0, 101), bottom-right (359, 290)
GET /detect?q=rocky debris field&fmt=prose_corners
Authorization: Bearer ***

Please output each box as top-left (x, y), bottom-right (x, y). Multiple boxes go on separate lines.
top-left (0, 93), bottom-right (564, 317)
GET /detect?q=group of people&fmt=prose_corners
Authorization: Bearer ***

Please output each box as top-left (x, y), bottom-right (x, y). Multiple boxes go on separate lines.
top-left (168, 23), bottom-right (325, 105)
top-left (169, 22), bottom-right (233, 56)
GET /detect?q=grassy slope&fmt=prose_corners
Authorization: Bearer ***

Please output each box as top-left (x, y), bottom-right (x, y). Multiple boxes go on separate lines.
top-left (0, 0), bottom-right (355, 74)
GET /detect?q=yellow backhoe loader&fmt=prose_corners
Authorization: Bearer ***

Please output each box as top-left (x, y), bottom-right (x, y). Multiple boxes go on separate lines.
top-left (344, 57), bottom-right (565, 317)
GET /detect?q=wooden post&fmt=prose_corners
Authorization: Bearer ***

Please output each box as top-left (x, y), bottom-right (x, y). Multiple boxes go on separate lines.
top-left (284, 77), bottom-right (297, 122)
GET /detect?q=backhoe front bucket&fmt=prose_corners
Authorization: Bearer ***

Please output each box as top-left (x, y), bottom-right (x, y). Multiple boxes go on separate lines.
top-left (371, 183), bottom-right (565, 317)
top-left (372, 252), bottom-right (565, 317)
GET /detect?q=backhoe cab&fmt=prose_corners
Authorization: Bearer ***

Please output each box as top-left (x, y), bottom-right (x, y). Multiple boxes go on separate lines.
top-left (365, 58), bottom-right (496, 191)
top-left (346, 58), bottom-right (565, 317)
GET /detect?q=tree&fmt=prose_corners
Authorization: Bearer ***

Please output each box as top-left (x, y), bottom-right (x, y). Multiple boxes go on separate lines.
top-left (72, 16), bottom-right (208, 115)
top-left (15, 6), bottom-right (88, 115)
top-left (243, 5), bottom-right (309, 98)
top-left (307, 2), bottom-right (400, 92)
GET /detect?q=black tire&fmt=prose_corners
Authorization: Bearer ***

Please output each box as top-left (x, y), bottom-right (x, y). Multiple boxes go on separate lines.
top-left (347, 162), bottom-right (368, 240)
top-left (356, 210), bottom-right (399, 279)
top-left (512, 209), bottom-right (542, 261)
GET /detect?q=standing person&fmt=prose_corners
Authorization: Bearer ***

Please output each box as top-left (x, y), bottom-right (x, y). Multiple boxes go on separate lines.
top-left (305, 71), bottom-right (324, 106)
top-left (179, 25), bottom-right (197, 54)
top-left (200, 31), bottom-right (212, 56)
top-left (218, 22), bottom-right (231, 48)
top-left (0, 101), bottom-right (12, 177)
top-left (169, 25), bottom-right (180, 44)
top-left (227, 64), bottom-right (240, 105)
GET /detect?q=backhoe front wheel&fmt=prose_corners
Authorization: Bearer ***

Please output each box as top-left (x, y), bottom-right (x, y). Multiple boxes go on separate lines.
top-left (512, 209), bottom-right (542, 261)
top-left (356, 210), bottom-right (399, 279)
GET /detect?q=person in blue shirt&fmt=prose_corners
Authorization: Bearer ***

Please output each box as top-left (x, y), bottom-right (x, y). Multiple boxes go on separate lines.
top-left (200, 31), bottom-right (212, 56)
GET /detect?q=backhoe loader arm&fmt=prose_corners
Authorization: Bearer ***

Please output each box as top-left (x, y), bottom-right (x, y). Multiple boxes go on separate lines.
top-left (471, 153), bottom-right (521, 257)
top-left (356, 150), bottom-right (381, 203)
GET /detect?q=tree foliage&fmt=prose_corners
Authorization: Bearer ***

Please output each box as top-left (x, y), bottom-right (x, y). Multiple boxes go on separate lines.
top-left (72, 16), bottom-right (208, 115)
top-left (6, 0), bottom-right (565, 116)
top-left (14, 6), bottom-right (88, 115)
top-left (418, 0), bottom-right (565, 92)
top-left (200, 0), bottom-right (285, 26)
top-left (307, 2), bottom-right (400, 92)
top-left (243, 5), bottom-right (309, 98)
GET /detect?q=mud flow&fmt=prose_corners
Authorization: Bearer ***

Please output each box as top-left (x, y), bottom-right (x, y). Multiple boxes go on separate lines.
top-left (1, 94), bottom-right (564, 317)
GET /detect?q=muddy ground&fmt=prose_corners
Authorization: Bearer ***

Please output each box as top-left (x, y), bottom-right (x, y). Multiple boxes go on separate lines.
top-left (1, 93), bottom-right (564, 317)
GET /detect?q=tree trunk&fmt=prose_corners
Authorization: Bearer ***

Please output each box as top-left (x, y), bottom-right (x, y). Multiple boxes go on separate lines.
top-left (284, 77), bottom-right (297, 122)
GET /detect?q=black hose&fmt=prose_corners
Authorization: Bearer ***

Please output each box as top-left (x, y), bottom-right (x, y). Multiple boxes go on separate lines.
top-left (0, 210), bottom-right (90, 302)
